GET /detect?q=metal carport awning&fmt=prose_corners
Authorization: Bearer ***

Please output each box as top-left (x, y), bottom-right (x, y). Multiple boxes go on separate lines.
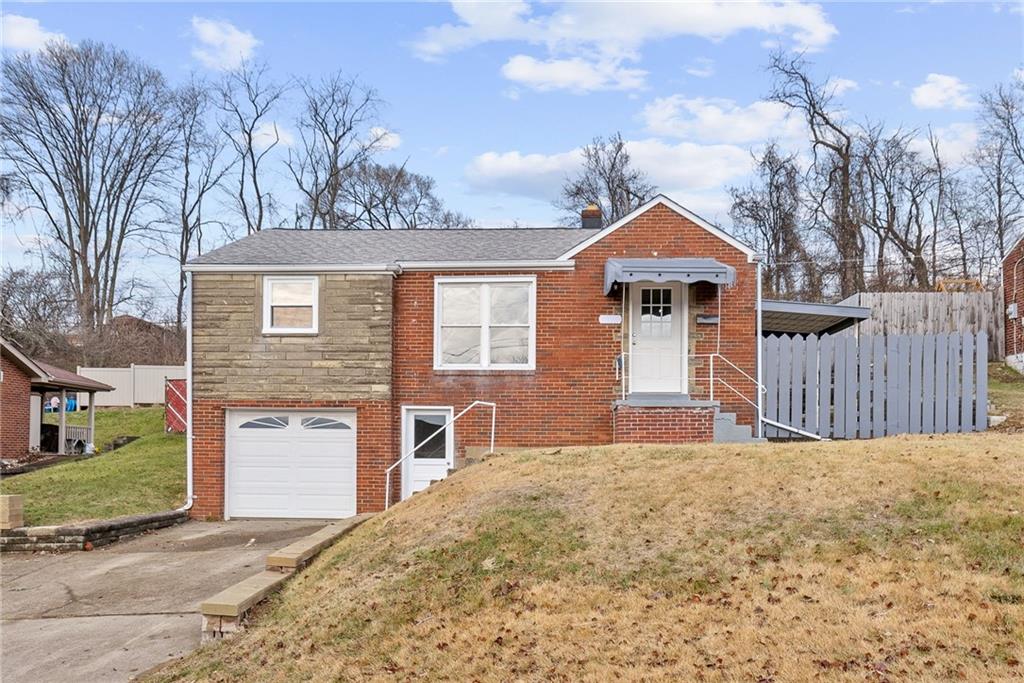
top-left (760, 299), bottom-right (870, 335)
top-left (603, 258), bottom-right (736, 295)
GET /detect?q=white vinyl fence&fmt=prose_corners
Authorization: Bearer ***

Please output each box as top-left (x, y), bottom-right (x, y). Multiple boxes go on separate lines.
top-left (763, 332), bottom-right (988, 439)
top-left (77, 364), bottom-right (186, 407)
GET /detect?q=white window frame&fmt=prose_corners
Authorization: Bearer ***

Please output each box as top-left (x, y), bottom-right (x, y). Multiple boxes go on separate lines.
top-left (433, 275), bottom-right (536, 371)
top-left (262, 275), bottom-right (319, 335)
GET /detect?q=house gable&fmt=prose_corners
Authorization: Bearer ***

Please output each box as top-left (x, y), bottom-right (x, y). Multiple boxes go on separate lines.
top-left (558, 195), bottom-right (758, 263)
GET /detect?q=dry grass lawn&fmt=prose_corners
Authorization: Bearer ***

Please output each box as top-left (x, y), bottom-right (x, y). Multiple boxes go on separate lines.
top-left (155, 432), bottom-right (1023, 682)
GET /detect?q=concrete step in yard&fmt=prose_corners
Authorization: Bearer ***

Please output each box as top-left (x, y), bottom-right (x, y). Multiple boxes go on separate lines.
top-left (713, 411), bottom-right (766, 444)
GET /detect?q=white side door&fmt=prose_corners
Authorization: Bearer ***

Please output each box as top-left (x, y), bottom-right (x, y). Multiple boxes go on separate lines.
top-left (629, 283), bottom-right (686, 394)
top-left (401, 407), bottom-right (454, 500)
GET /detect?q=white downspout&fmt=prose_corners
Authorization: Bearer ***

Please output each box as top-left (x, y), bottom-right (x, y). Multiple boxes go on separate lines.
top-left (178, 271), bottom-right (194, 512)
top-left (755, 257), bottom-right (764, 439)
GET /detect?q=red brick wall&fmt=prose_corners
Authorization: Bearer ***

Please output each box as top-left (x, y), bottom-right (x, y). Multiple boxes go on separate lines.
top-left (1, 356), bottom-right (32, 460)
top-left (189, 399), bottom-right (392, 520)
top-left (1006, 238), bottom-right (1024, 365)
top-left (612, 405), bottom-right (715, 443)
top-left (392, 204), bottom-right (759, 458)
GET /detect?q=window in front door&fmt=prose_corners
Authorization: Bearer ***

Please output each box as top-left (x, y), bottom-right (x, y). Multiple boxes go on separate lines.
top-left (639, 287), bottom-right (673, 338)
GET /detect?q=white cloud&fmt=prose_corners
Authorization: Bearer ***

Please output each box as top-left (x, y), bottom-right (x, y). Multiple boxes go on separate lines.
top-left (685, 57), bottom-right (715, 78)
top-left (911, 73), bottom-right (972, 110)
top-left (370, 126), bottom-right (402, 151)
top-left (414, 1), bottom-right (836, 93)
top-left (251, 121), bottom-right (293, 149)
top-left (465, 138), bottom-right (753, 202)
top-left (910, 122), bottom-right (978, 166)
top-left (641, 96), bottom-right (805, 146)
top-left (1, 14), bottom-right (66, 51)
top-left (415, 2), bottom-right (837, 60)
top-left (829, 77), bottom-right (859, 96)
top-left (501, 87), bottom-right (521, 101)
top-left (191, 17), bottom-right (259, 70)
top-left (501, 55), bottom-right (646, 93)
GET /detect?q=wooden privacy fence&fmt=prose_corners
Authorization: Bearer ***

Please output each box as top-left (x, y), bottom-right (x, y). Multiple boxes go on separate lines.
top-left (840, 291), bottom-right (1004, 360)
top-left (763, 332), bottom-right (988, 439)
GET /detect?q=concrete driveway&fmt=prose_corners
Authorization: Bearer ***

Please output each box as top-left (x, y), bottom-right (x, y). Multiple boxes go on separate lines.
top-left (1, 519), bottom-right (328, 682)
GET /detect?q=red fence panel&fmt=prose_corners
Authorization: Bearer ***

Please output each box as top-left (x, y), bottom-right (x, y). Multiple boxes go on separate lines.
top-left (165, 379), bottom-right (187, 433)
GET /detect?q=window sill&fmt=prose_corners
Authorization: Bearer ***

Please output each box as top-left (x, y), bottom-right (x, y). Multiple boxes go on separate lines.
top-left (433, 368), bottom-right (536, 376)
top-left (261, 330), bottom-right (319, 337)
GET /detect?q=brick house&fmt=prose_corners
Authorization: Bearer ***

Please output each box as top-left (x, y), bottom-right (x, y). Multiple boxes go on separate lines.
top-left (1005, 234), bottom-right (1024, 373)
top-left (183, 195), bottom-right (864, 520)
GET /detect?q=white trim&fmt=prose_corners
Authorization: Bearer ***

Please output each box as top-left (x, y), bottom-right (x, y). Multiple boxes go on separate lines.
top-left (185, 263), bottom-right (395, 273)
top-left (185, 260), bottom-right (576, 273)
top-left (433, 275), bottom-right (537, 371)
top-left (400, 405), bottom-right (455, 500)
top-left (557, 194), bottom-right (757, 263)
top-left (262, 275), bottom-right (319, 335)
top-left (398, 260), bottom-right (575, 271)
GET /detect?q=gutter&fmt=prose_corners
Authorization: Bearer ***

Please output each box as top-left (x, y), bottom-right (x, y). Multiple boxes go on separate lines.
top-left (178, 271), bottom-right (195, 512)
top-left (183, 260), bottom-right (575, 273)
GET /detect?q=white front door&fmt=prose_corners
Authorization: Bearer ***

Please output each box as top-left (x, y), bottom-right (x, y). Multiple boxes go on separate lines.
top-left (226, 410), bottom-right (357, 519)
top-left (401, 407), bottom-right (454, 500)
top-left (629, 282), bottom-right (687, 394)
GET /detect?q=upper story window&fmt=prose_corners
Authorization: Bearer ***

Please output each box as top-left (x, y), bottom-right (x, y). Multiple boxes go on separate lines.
top-left (263, 276), bottom-right (318, 334)
top-left (434, 276), bottom-right (536, 370)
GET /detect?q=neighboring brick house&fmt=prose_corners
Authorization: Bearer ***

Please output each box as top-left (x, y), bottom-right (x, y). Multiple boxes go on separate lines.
top-left (184, 195), bottom-right (864, 520)
top-left (1, 338), bottom-right (113, 459)
top-left (1005, 234), bottom-right (1024, 373)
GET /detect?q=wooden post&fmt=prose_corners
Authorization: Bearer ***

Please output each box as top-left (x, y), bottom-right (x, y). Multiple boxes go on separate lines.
top-left (88, 391), bottom-right (96, 451)
top-left (58, 388), bottom-right (67, 455)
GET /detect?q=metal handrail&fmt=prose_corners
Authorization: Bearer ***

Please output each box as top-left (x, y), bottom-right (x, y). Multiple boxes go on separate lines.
top-left (384, 400), bottom-right (497, 509)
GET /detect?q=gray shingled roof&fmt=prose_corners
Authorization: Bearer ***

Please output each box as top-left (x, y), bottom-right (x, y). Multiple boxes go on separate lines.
top-left (189, 227), bottom-right (601, 267)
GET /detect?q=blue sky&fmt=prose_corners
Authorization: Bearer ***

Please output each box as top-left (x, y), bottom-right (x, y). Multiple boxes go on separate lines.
top-left (2, 2), bottom-right (1022, 304)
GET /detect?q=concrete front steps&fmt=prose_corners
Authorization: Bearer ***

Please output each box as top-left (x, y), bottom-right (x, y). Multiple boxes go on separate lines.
top-left (713, 410), bottom-right (765, 443)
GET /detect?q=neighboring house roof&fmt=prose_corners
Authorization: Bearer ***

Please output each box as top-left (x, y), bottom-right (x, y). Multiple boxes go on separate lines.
top-left (0, 338), bottom-right (114, 392)
top-left (185, 194), bottom-right (758, 272)
top-left (761, 299), bottom-right (871, 336)
top-left (186, 227), bottom-right (601, 271)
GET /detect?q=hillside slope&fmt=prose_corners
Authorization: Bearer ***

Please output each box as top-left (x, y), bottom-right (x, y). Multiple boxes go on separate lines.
top-left (156, 434), bottom-right (1022, 681)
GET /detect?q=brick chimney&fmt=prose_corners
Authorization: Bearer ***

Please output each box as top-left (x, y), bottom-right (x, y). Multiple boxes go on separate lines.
top-left (581, 203), bottom-right (602, 229)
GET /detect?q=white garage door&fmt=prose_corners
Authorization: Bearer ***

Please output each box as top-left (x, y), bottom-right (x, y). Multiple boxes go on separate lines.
top-left (226, 410), bottom-right (357, 519)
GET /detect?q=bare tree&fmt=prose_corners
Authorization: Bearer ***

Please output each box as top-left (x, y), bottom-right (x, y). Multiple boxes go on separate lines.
top-left (972, 136), bottom-right (1023, 263)
top-left (729, 144), bottom-right (821, 299)
top-left (287, 72), bottom-right (384, 229)
top-left (1, 40), bottom-right (176, 330)
top-left (217, 62), bottom-right (286, 234)
top-left (768, 52), bottom-right (864, 297)
top-left (556, 132), bottom-right (656, 224)
top-left (160, 79), bottom-right (231, 330)
top-left (340, 161), bottom-right (473, 230)
top-left (980, 81), bottom-right (1024, 202)
top-left (0, 267), bottom-right (78, 364)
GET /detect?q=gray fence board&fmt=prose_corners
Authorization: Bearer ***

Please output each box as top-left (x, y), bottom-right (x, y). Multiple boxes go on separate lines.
top-left (805, 335), bottom-right (819, 434)
top-left (922, 335), bottom-right (936, 434)
top-left (872, 337), bottom-right (885, 438)
top-left (961, 333), bottom-right (974, 432)
top-left (976, 332), bottom-right (988, 431)
top-left (762, 331), bottom-right (987, 440)
top-left (935, 334), bottom-right (948, 433)
top-left (948, 334), bottom-right (961, 433)
top-left (818, 336), bottom-right (833, 439)
top-left (909, 336), bottom-right (923, 434)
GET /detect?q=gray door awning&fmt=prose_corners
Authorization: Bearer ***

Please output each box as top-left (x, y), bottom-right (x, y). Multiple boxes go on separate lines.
top-left (604, 258), bottom-right (736, 295)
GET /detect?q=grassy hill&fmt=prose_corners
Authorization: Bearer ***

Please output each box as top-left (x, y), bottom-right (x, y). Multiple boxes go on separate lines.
top-left (2, 407), bottom-right (185, 525)
top-left (155, 432), bottom-right (1023, 681)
